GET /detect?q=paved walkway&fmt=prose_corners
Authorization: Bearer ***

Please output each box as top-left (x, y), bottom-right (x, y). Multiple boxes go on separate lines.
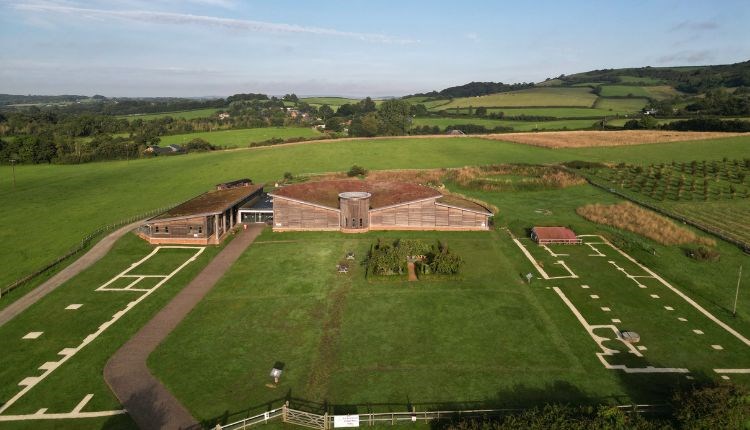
top-left (407, 262), bottom-right (418, 281)
top-left (104, 225), bottom-right (264, 430)
top-left (0, 220), bottom-right (145, 327)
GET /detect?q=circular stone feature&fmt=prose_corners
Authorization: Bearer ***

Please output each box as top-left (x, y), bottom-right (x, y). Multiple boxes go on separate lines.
top-left (339, 191), bottom-right (372, 199)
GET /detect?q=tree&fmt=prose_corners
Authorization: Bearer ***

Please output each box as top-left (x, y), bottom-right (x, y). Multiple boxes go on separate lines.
top-left (324, 117), bottom-right (343, 132)
top-left (349, 112), bottom-right (379, 137)
top-left (377, 99), bottom-right (411, 135)
top-left (475, 106), bottom-right (488, 117)
top-left (318, 104), bottom-right (335, 120)
top-left (358, 97), bottom-right (377, 113)
top-left (410, 104), bottom-right (428, 117)
top-left (336, 103), bottom-right (357, 117)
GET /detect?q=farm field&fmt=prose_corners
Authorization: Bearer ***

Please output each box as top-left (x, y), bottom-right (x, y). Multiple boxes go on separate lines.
top-left (436, 87), bottom-right (598, 109)
top-left (117, 108), bottom-right (222, 121)
top-left (597, 85), bottom-right (679, 100)
top-left (592, 97), bottom-right (649, 112)
top-left (0, 233), bottom-right (223, 429)
top-left (158, 127), bottom-right (323, 148)
top-left (412, 117), bottom-right (597, 131)
top-left (585, 159), bottom-right (750, 245)
top-left (483, 130), bottom-right (746, 148)
top-left (606, 117), bottom-right (750, 127)
top-left (150, 183), bottom-right (750, 425)
top-left (616, 76), bottom-right (664, 84)
top-left (487, 107), bottom-right (638, 118)
top-left (1, 134), bottom-right (749, 301)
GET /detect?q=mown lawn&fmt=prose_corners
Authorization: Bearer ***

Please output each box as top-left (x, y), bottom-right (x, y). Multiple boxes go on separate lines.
top-left (1, 135), bottom-right (749, 301)
top-left (0, 233), bottom-right (223, 429)
top-left (158, 127), bottom-right (323, 148)
top-left (150, 184), bottom-right (750, 425)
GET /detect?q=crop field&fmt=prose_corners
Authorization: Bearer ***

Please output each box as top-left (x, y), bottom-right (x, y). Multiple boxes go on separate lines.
top-left (0, 234), bottom-right (221, 429)
top-left (606, 117), bottom-right (750, 127)
top-left (586, 159), bottom-right (750, 244)
top-left (436, 87), bottom-right (598, 109)
top-left (158, 127), bottom-right (323, 148)
top-left (117, 108), bottom-right (222, 121)
top-left (148, 183), bottom-right (750, 424)
top-left (2, 134), bottom-right (750, 304)
top-left (482, 130), bottom-right (746, 148)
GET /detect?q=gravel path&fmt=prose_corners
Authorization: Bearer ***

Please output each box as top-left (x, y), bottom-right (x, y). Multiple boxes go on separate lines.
top-left (104, 225), bottom-right (264, 430)
top-left (0, 220), bottom-right (145, 327)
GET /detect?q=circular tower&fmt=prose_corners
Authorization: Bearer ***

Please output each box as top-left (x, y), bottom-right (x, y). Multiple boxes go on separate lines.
top-left (339, 191), bottom-right (371, 231)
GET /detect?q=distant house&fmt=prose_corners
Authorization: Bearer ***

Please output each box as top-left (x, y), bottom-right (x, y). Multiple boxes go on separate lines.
top-left (531, 227), bottom-right (582, 245)
top-left (643, 109), bottom-right (657, 116)
top-left (144, 144), bottom-right (185, 156)
top-left (218, 112), bottom-right (231, 120)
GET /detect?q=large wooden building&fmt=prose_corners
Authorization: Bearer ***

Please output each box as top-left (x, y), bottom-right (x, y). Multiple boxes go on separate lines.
top-left (269, 180), bottom-right (492, 232)
top-left (139, 179), bottom-right (263, 245)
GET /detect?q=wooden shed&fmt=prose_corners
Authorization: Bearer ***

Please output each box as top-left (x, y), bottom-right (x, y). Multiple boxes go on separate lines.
top-left (531, 227), bottom-right (582, 245)
top-left (269, 180), bottom-right (492, 232)
top-left (138, 181), bottom-right (263, 245)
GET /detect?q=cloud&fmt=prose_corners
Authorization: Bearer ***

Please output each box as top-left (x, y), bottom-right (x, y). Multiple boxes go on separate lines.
top-left (13, 2), bottom-right (418, 44)
top-left (670, 20), bottom-right (719, 32)
top-left (655, 50), bottom-right (715, 64)
top-left (465, 32), bottom-right (481, 43)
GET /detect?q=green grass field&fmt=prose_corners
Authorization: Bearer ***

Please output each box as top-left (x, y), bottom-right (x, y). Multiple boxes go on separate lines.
top-left (1, 135), bottom-right (749, 301)
top-left (0, 233), bottom-right (224, 429)
top-left (117, 108), bottom-right (222, 121)
top-left (148, 183), bottom-right (750, 424)
top-left (412, 117), bottom-right (598, 131)
top-left (593, 97), bottom-right (649, 112)
top-left (598, 85), bottom-right (679, 100)
top-left (158, 127), bottom-right (323, 148)
top-left (617, 76), bottom-right (664, 85)
top-left (436, 87), bottom-right (598, 109)
top-left (488, 107), bottom-right (639, 118)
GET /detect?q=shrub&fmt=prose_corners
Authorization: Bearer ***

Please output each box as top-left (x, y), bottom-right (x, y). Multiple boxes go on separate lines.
top-left (347, 165), bottom-right (368, 177)
top-left (283, 172), bottom-right (294, 181)
top-left (184, 138), bottom-right (215, 152)
top-left (685, 246), bottom-right (721, 262)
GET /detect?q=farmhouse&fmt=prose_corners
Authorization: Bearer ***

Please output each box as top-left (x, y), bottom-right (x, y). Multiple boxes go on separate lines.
top-left (531, 226), bottom-right (582, 244)
top-left (269, 180), bottom-right (492, 232)
top-left (138, 179), bottom-right (263, 245)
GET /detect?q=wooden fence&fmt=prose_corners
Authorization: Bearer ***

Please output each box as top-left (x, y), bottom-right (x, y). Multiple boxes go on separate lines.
top-left (217, 402), bottom-right (663, 430)
top-left (0, 202), bottom-right (185, 299)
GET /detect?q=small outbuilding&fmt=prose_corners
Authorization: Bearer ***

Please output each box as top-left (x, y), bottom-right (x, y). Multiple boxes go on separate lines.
top-left (138, 180), bottom-right (263, 245)
top-left (531, 226), bottom-right (582, 245)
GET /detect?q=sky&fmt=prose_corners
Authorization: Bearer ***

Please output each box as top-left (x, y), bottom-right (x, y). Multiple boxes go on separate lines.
top-left (1, 0), bottom-right (749, 97)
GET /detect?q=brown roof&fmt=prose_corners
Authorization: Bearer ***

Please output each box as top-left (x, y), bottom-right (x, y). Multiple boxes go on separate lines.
top-left (533, 227), bottom-right (578, 241)
top-left (154, 184), bottom-right (263, 220)
top-left (271, 180), bottom-right (442, 209)
top-left (436, 195), bottom-right (492, 214)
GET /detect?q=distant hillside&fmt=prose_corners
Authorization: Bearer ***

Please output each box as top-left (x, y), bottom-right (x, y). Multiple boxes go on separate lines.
top-left (552, 60), bottom-right (750, 93)
top-left (406, 81), bottom-right (535, 99)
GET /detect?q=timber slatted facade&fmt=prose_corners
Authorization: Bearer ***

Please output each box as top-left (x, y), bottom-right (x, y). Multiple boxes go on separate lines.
top-left (270, 180), bottom-right (492, 233)
top-left (139, 180), bottom-right (264, 245)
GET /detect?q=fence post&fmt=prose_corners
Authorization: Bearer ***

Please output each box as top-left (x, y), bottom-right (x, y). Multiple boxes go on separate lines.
top-left (282, 402), bottom-right (288, 423)
top-left (323, 412), bottom-right (329, 430)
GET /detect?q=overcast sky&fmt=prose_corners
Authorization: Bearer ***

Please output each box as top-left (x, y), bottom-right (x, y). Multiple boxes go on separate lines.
top-left (1, 0), bottom-right (749, 97)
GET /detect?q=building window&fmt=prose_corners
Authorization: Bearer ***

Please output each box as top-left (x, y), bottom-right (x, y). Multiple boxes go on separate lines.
top-left (352, 219), bottom-right (356, 227)
top-left (198, 226), bottom-right (203, 234)
top-left (359, 218), bottom-right (363, 227)
top-left (345, 217), bottom-right (348, 226)
top-left (165, 226), bottom-right (169, 233)
top-left (155, 226), bottom-right (159, 233)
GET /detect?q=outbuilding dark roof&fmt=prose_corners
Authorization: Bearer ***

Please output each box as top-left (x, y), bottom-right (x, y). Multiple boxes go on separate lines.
top-left (271, 180), bottom-right (442, 209)
top-left (153, 184), bottom-right (263, 221)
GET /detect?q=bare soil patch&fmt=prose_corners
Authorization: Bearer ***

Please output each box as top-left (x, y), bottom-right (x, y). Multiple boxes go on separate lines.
top-left (481, 130), bottom-right (744, 148)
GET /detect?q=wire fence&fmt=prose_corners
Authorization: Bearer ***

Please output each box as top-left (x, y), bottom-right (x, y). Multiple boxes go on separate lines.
top-left (579, 171), bottom-right (750, 253)
top-left (0, 203), bottom-right (182, 298)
